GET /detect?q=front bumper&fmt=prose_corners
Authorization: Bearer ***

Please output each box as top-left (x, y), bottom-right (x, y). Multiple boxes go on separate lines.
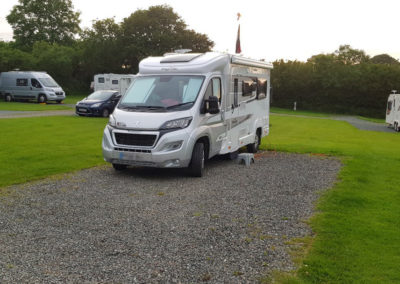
top-left (76, 105), bottom-right (101, 116)
top-left (47, 93), bottom-right (66, 101)
top-left (102, 126), bottom-right (193, 168)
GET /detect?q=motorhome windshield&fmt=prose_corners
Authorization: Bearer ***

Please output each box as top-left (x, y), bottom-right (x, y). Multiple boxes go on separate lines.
top-left (119, 75), bottom-right (204, 111)
top-left (39, 77), bottom-right (59, 87)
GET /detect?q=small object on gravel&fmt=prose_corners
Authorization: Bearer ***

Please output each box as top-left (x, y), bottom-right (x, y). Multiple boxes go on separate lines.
top-left (236, 153), bottom-right (255, 166)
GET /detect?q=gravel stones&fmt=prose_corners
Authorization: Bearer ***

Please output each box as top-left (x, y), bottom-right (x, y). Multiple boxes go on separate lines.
top-left (0, 152), bottom-right (341, 283)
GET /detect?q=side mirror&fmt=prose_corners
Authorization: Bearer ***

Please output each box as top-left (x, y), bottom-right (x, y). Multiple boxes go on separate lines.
top-left (206, 96), bottom-right (220, 114)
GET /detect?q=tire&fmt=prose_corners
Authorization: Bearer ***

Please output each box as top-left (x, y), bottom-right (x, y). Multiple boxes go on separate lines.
top-left (112, 163), bottom-right (127, 171)
top-left (4, 94), bottom-right (12, 102)
top-left (56, 100), bottom-right (62, 104)
top-left (189, 142), bottom-right (205, 177)
top-left (247, 131), bottom-right (261, 153)
top-left (102, 108), bottom-right (110, 117)
top-left (38, 94), bottom-right (47, 103)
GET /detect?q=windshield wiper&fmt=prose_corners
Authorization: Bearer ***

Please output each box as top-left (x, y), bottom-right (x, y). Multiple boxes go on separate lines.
top-left (166, 102), bottom-right (194, 109)
top-left (119, 105), bottom-right (166, 111)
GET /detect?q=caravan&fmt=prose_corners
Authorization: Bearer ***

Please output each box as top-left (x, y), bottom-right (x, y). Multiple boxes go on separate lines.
top-left (386, 91), bottom-right (400, 131)
top-left (102, 52), bottom-right (273, 176)
top-left (93, 74), bottom-right (135, 96)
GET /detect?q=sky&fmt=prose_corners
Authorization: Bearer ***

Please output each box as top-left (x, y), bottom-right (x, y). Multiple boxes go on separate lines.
top-left (1, 0), bottom-right (399, 62)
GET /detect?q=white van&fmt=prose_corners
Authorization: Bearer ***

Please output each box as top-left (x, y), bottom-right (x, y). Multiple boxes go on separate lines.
top-left (102, 52), bottom-right (273, 176)
top-left (386, 92), bottom-right (400, 131)
top-left (93, 74), bottom-right (136, 96)
top-left (0, 71), bottom-right (65, 103)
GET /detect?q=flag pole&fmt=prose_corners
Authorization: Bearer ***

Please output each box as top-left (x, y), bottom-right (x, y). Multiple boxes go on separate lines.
top-left (235, 13), bottom-right (242, 54)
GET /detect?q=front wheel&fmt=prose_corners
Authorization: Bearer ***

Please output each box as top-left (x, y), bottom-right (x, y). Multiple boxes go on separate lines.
top-left (247, 131), bottom-right (261, 153)
top-left (4, 94), bottom-right (12, 102)
top-left (188, 142), bottom-right (205, 177)
top-left (102, 108), bottom-right (110, 117)
top-left (112, 163), bottom-right (127, 171)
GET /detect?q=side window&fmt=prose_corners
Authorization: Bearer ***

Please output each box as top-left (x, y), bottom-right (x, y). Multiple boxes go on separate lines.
top-left (257, 78), bottom-right (267, 100)
top-left (204, 78), bottom-right (221, 102)
top-left (31, 78), bottom-right (42, 88)
top-left (387, 101), bottom-right (392, 113)
top-left (112, 80), bottom-right (118, 85)
top-left (16, 78), bottom-right (28, 86)
top-left (98, 77), bottom-right (105, 83)
top-left (240, 77), bottom-right (257, 103)
top-left (212, 78), bottom-right (221, 102)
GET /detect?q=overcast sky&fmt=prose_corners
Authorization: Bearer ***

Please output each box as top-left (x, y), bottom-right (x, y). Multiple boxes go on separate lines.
top-left (1, 0), bottom-right (399, 62)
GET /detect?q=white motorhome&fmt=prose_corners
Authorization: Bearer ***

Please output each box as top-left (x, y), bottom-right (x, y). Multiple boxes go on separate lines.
top-left (0, 71), bottom-right (65, 103)
top-left (386, 92), bottom-right (400, 131)
top-left (93, 74), bottom-right (136, 96)
top-left (102, 52), bottom-right (273, 176)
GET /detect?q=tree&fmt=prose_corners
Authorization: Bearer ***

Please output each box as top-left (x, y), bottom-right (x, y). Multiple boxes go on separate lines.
top-left (79, 18), bottom-right (125, 82)
top-left (0, 41), bottom-right (35, 71)
top-left (370, 54), bottom-right (399, 65)
top-left (121, 5), bottom-right (214, 73)
top-left (7, 0), bottom-right (81, 49)
top-left (334, 44), bottom-right (369, 65)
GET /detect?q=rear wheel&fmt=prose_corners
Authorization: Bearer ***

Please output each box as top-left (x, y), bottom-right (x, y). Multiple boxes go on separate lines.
top-left (38, 94), bottom-right (47, 103)
top-left (4, 94), bottom-right (12, 102)
top-left (247, 131), bottom-right (261, 153)
top-left (112, 163), bottom-right (127, 171)
top-left (189, 142), bottom-right (205, 177)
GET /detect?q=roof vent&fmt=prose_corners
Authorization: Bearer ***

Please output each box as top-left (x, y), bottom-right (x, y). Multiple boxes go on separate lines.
top-left (160, 53), bottom-right (203, 63)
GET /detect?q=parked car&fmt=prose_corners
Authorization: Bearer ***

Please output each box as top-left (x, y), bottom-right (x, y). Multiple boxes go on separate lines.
top-left (76, 90), bottom-right (121, 117)
top-left (0, 71), bottom-right (65, 103)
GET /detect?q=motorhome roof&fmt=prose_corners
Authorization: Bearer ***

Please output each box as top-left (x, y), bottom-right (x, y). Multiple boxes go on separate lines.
top-left (139, 52), bottom-right (273, 75)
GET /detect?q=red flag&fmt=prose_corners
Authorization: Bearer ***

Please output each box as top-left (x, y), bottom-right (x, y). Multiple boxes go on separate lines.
top-left (235, 24), bottom-right (241, 54)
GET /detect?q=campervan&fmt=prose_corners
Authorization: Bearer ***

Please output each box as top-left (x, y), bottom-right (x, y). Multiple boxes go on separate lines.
top-left (102, 52), bottom-right (273, 176)
top-left (386, 91), bottom-right (400, 131)
top-left (0, 71), bottom-right (65, 103)
top-left (93, 74), bottom-right (135, 96)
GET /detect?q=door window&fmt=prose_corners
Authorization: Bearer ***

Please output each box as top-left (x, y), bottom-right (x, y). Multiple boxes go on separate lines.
top-left (204, 78), bottom-right (221, 102)
top-left (31, 78), bottom-right (42, 88)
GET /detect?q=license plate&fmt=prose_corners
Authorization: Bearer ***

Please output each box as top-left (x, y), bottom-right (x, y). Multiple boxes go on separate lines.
top-left (78, 108), bottom-right (87, 112)
top-left (119, 151), bottom-right (146, 161)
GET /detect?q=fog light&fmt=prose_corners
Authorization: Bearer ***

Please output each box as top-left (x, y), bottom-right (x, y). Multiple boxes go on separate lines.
top-left (163, 159), bottom-right (180, 167)
top-left (161, 141), bottom-right (183, 152)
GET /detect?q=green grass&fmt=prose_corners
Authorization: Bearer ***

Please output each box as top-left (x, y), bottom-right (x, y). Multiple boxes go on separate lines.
top-left (0, 101), bottom-right (72, 111)
top-left (270, 107), bottom-right (330, 117)
top-left (357, 116), bottom-right (386, 124)
top-left (0, 116), bottom-right (108, 188)
top-left (261, 114), bottom-right (400, 283)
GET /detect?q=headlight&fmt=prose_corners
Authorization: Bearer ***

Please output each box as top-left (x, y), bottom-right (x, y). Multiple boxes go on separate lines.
top-left (160, 117), bottom-right (192, 130)
top-left (91, 103), bottom-right (101, 108)
top-left (109, 114), bottom-right (116, 127)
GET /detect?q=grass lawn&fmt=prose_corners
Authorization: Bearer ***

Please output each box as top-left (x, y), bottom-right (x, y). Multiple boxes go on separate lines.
top-left (0, 101), bottom-right (72, 111)
top-left (0, 116), bottom-right (108, 188)
top-left (270, 107), bottom-right (331, 117)
top-left (261, 114), bottom-right (400, 283)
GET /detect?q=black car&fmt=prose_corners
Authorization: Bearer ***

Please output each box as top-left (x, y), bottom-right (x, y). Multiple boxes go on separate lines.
top-left (76, 90), bottom-right (121, 117)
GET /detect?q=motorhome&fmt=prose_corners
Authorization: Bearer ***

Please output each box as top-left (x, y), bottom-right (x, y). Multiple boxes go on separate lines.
top-left (102, 52), bottom-right (273, 176)
top-left (386, 91), bottom-right (400, 131)
top-left (93, 74), bottom-right (136, 96)
top-left (0, 71), bottom-right (65, 103)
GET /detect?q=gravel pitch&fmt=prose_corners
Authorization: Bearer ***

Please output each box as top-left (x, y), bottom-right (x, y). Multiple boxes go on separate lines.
top-left (0, 152), bottom-right (340, 283)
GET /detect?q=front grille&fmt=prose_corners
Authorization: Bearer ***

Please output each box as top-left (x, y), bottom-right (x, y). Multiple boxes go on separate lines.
top-left (114, 147), bottom-right (151, 153)
top-left (114, 133), bottom-right (156, 147)
top-left (56, 92), bottom-right (63, 96)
